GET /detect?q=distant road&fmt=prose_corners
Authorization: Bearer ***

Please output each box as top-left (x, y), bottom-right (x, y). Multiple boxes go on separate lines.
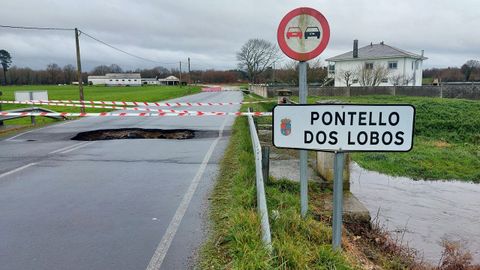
top-left (0, 91), bottom-right (242, 270)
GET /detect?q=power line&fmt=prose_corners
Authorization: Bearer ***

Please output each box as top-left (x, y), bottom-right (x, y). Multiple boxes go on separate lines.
top-left (0, 24), bottom-right (74, 31)
top-left (1, 24), bottom-right (182, 66)
top-left (79, 30), bottom-right (178, 65)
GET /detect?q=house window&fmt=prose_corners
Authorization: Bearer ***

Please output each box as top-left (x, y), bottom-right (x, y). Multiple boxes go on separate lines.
top-left (122, 79), bottom-right (125, 81)
top-left (134, 79), bottom-right (137, 81)
top-left (415, 62), bottom-right (419, 70)
top-left (352, 79), bottom-right (359, 83)
top-left (116, 79), bottom-right (119, 81)
top-left (128, 79), bottom-right (131, 81)
top-left (381, 78), bottom-right (388, 83)
top-left (365, 62), bottom-right (373, 70)
top-left (388, 61), bottom-right (398, 69)
top-left (109, 79), bottom-right (112, 82)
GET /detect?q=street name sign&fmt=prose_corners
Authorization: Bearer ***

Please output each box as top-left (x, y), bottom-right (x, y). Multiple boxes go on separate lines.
top-left (273, 104), bottom-right (415, 152)
top-left (277, 7), bottom-right (330, 61)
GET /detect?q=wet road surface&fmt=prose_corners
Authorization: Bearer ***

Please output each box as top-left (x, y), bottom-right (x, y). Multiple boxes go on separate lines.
top-left (0, 91), bottom-right (241, 270)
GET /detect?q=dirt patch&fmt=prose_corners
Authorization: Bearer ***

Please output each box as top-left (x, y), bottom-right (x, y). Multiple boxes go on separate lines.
top-left (433, 140), bottom-right (452, 148)
top-left (72, 128), bottom-right (220, 141)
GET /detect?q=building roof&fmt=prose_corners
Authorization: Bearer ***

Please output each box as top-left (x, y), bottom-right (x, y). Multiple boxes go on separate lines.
top-left (326, 43), bottom-right (427, 62)
top-left (159, 76), bottom-right (179, 81)
top-left (88, 76), bottom-right (106, 79)
top-left (105, 73), bottom-right (141, 79)
top-left (88, 73), bottom-right (141, 79)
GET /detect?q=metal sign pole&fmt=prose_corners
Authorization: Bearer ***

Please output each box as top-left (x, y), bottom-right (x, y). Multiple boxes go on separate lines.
top-left (332, 151), bottom-right (345, 250)
top-left (299, 61), bottom-right (308, 218)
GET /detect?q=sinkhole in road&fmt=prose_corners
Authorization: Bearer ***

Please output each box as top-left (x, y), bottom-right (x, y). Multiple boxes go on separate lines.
top-left (71, 128), bottom-right (221, 141)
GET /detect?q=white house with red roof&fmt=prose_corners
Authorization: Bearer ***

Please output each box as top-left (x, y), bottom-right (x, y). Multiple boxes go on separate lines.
top-left (326, 40), bottom-right (427, 87)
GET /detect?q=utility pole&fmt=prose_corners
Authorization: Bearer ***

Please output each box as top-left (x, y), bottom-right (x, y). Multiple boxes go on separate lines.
top-left (74, 28), bottom-right (85, 113)
top-left (179, 61), bottom-right (182, 87)
top-left (188, 57), bottom-right (191, 85)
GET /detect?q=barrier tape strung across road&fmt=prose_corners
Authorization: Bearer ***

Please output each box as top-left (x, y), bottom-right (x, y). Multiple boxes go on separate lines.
top-left (201, 87), bottom-right (222, 92)
top-left (0, 111), bottom-right (272, 117)
top-left (0, 99), bottom-right (274, 107)
top-left (0, 100), bottom-right (218, 114)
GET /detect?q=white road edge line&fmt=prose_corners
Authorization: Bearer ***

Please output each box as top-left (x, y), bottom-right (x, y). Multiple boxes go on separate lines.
top-left (0, 163), bottom-right (37, 179)
top-left (49, 141), bottom-right (90, 154)
top-left (60, 141), bottom-right (96, 154)
top-left (4, 120), bottom-right (73, 141)
top-left (146, 115), bottom-right (230, 270)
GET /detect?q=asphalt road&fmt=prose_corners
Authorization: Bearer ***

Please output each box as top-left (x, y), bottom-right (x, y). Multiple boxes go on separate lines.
top-left (0, 91), bottom-right (242, 270)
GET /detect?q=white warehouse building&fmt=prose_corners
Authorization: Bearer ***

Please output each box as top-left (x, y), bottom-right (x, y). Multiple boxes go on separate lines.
top-left (88, 73), bottom-right (142, 86)
top-left (326, 40), bottom-right (427, 87)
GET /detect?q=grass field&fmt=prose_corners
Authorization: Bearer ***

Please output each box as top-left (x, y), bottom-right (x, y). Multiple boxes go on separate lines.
top-left (248, 95), bottom-right (480, 182)
top-left (0, 84), bottom-right (201, 126)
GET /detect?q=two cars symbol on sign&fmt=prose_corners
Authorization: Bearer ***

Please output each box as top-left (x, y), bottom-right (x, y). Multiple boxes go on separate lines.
top-left (286, 26), bottom-right (321, 40)
top-left (277, 7), bottom-right (330, 61)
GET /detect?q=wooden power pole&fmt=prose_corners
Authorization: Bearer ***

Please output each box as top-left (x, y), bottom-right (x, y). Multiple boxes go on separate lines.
top-left (179, 61), bottom-right (182, 87)
top-left (188, 57), bottom-right (191, 85)
top-left (75, 28), bottom-right (85, 113)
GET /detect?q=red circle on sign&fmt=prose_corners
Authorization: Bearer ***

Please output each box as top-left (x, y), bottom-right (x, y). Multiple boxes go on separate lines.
top-left (277, 7), bottom-right (330, 61)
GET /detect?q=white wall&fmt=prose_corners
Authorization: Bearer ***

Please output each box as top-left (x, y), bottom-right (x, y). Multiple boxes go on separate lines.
top-left (142, 80), bottom-right (159, 85)
top-left (88, 78), bottom-right (107, 85)
top-left (333, 57), bottom-right (423, 87)
top-left (88, 76), bottom-right (141, 86)
top-left (105, 78), bottom-right (141, 86)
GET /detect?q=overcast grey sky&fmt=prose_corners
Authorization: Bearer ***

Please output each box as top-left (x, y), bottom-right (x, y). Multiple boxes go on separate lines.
top-left (1, 0), bottom-right (479, 71)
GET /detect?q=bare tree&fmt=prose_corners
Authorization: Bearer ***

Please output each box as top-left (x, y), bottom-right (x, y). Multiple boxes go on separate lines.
top-left (237, 38), bottom-right (281, 83)
top-left (404, 75), bottom-right (415, 86)
top-left (307, 58), bottom-right (327, 83)
top-left (338, 69), bottom-right (355, 86)
top-left (356, 63), bottom-right (390, 86)
top-left (91, 64), bottom-right (123, 76)
top-left (274, 60), bottom-right (298, 84)
top-left (46, 63), bottom-right (63, 84)
top-left (63, 64), bottom-right (76, 84)
top-left (109, 64), bottom-right (123, 73)
top-left (461, 59), bottom-right (480, 81)
top-left (389, 74), bottom-right (404, 86)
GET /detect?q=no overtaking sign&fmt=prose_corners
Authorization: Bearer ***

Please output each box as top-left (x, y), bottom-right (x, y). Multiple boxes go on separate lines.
top-left (273, 104), bottom-right (415, 152)
top-left (277, 7), bottom-right (330, 61)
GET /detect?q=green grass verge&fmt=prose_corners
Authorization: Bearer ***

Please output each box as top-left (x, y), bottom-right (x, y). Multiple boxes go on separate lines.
top-left (285, 95), bottom-right (480, 182)
top-left (199, 115), bottom-right (352, 269)
top-left (0, 84), bottom-right (200, 126)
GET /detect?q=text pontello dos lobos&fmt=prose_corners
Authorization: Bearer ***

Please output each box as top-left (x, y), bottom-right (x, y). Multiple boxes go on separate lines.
top-left (304, 111), bottom-right (405, 146)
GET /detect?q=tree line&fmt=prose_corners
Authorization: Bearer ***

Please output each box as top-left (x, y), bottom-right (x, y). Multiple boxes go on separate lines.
top-left (424, 60), bottom-right (480, 82)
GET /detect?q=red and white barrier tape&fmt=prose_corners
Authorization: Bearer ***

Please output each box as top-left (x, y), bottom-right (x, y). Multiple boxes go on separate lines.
top-left (0, 99), bottom-right (273, 107)
top-left (201, 87), bottom-right (222, 92)
top-left (0, 100), bottom-right (221, 114)
top-left (0, 111), bottom-right (272, 117)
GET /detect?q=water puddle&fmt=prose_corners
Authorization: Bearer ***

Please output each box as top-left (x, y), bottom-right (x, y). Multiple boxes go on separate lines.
top-left (350, 162), bottom-right (480, 264)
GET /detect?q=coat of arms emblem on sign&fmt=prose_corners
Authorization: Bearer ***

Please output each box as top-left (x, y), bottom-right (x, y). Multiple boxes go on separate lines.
top-left (280, 118), bottom-right (291, 136)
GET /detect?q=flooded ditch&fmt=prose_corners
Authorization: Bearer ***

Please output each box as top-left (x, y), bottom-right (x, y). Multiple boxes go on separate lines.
top-left (350, 162), bottom-right (480, 264)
